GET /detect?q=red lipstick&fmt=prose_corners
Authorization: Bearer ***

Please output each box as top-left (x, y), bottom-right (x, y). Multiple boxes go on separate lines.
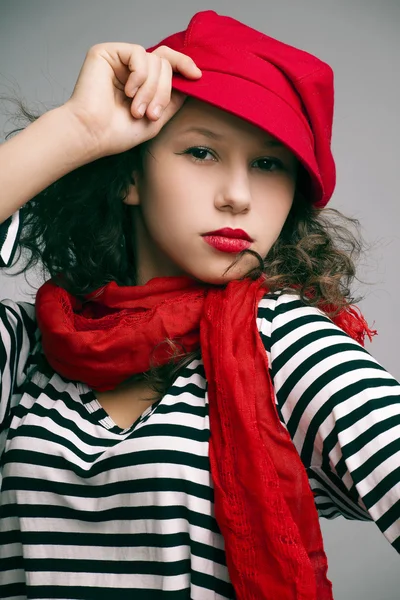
top-left (202, 228), bottom-right (253, 254)
top-left (204, 228), bottom-right (253, 241)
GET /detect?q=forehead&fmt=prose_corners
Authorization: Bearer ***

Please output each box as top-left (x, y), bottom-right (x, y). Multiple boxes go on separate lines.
top-left (162, 97), bottom-right (282, 145)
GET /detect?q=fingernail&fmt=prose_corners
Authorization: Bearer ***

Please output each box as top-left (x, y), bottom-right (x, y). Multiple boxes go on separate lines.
top-left (137, 103), bottom-right (146, 116)
top-left (130, 86), bottom-right (138, 97)
top-left (153, 105), bottom-right (162, 118)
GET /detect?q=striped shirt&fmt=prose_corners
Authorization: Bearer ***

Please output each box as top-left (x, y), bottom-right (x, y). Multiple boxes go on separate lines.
top-left (0, 215), bottom-right (399, 599)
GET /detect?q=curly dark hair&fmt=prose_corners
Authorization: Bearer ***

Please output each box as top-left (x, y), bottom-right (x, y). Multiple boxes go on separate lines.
top-left (2, 98), bottom-right (366, 402)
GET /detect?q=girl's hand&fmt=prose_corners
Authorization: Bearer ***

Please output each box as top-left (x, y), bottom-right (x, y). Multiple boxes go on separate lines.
top-left (63, 43), bottom-right (202, 159)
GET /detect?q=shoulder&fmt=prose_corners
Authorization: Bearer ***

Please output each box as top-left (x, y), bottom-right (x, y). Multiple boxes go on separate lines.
top-left (255, 289), bottom-right (351, 360)
top-left (256, 289), bottom-right (333, 334)
top-left (0, 298), bottom-right (38, 358)
top-left (257, 289), bottom-right (333, 319)
top-left (1, 298), bottom-right (36, 329)
top-left (0, 299), bottom-right (39, 410)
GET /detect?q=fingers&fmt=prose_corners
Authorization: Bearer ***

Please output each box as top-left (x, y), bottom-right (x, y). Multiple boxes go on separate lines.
top-left (145, 58), bottom-right (173, 120)
top-left (127, 53), bottom-right (162, 118)
top-left (153, 45), bottom-right (202, 79)
top-left (124, 44), bottom-right (148, 95)
top-left (120, 43), bottom-right (201, 121)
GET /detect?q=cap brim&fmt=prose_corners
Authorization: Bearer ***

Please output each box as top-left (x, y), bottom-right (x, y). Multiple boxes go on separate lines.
top-left (171, 71), bottom-right (323, 204)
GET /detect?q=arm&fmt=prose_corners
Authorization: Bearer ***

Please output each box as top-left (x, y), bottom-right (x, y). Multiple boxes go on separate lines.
top-left (0, 106), bottom-right (100, 226)
top-left (0, 107), bottom-right (97, 266)
top-left (0, 108), bottom-right (94, 419)
top-left (257, 291), bottom-right (400, 553)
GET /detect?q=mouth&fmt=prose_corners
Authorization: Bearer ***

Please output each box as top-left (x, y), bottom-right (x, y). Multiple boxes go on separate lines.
top-left (202, 228), bottom-right (253, 254)
top-left (202, 228), bottom-right (254, 242)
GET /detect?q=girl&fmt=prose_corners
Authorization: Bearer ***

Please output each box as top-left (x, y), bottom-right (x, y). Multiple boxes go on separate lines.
top-left (0, 9), bottom-right (398, 600)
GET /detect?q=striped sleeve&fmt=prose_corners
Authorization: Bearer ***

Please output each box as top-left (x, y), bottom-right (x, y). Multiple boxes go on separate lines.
top-left (0, 211), bottom-right (38, 426)
top-left (0, 210), bottom-right (22, 267)
top-left (257, 292), bottom-right (400, 554)
top-left (0, 299), bottom-right (37, 428)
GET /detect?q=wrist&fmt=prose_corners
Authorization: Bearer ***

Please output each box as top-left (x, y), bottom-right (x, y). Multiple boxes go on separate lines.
top-left (46, 104), bottom-right (105, 167)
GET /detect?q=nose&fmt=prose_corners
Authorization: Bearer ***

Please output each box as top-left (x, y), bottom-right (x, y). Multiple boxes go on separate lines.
top-left (214, 171), bottom-right (251, 214)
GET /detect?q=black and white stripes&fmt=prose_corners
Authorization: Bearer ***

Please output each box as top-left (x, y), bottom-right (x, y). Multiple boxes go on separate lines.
top-left (0, 213), bottom-right (22, 268)
top-left (258, 293), bottom-right (400, 549)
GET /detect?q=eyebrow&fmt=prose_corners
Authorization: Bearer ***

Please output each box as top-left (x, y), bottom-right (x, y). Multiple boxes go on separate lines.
top-left (179, 126), bottom-right (285, 148)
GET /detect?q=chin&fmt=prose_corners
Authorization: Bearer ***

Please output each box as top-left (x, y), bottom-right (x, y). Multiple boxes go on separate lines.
top-left (173, 248), bottom-right (262, 286)
top-left (190, 264), bottom-right (257, 287)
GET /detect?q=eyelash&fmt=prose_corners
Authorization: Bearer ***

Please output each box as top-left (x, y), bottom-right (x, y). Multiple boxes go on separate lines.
top-left (182, 146), bottom-right (285, 172)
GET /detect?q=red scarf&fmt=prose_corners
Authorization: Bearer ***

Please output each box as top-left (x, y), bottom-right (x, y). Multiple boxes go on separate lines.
top-left (35, 275), bottom-right (376, 599)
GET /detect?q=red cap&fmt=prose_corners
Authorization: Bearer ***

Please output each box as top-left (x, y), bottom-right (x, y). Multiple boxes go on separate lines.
top-left (147, 10), bottom-right (336, 207)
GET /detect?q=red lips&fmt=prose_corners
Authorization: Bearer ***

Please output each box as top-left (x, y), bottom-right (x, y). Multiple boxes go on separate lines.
top-left (202, 228), bottom-right (253, 242)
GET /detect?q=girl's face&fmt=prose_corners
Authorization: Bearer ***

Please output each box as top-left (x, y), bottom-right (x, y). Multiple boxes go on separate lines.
top-left (125, 98), bottom-right (298, 285)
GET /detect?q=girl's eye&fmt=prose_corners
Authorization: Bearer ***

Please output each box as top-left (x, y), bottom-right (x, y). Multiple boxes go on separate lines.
top-left (183, 147), bottom-right (284, 171)
top-left (253, 158), bottom-right (283, 172)
top-left (184, 147), bottom-right (215, 162)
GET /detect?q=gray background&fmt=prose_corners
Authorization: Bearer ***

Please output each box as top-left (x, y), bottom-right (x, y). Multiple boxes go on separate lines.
top-left (0, 1), bottom-right (399, 598)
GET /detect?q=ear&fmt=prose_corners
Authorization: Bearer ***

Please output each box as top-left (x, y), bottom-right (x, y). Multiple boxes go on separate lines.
top-left (123, 176), bottom-right (140, 206)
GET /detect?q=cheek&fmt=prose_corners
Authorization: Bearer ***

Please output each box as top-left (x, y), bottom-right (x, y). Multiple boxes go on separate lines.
top-left (141, 167), bottom-right (206, 226)
top-left (258, 185), bottom-right (294, 227)
top-left (138, 176), bottom-right (195, 245)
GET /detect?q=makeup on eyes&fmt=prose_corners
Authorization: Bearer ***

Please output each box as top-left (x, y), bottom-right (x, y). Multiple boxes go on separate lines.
top-left (182, 146), bottom-right (286, 172)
